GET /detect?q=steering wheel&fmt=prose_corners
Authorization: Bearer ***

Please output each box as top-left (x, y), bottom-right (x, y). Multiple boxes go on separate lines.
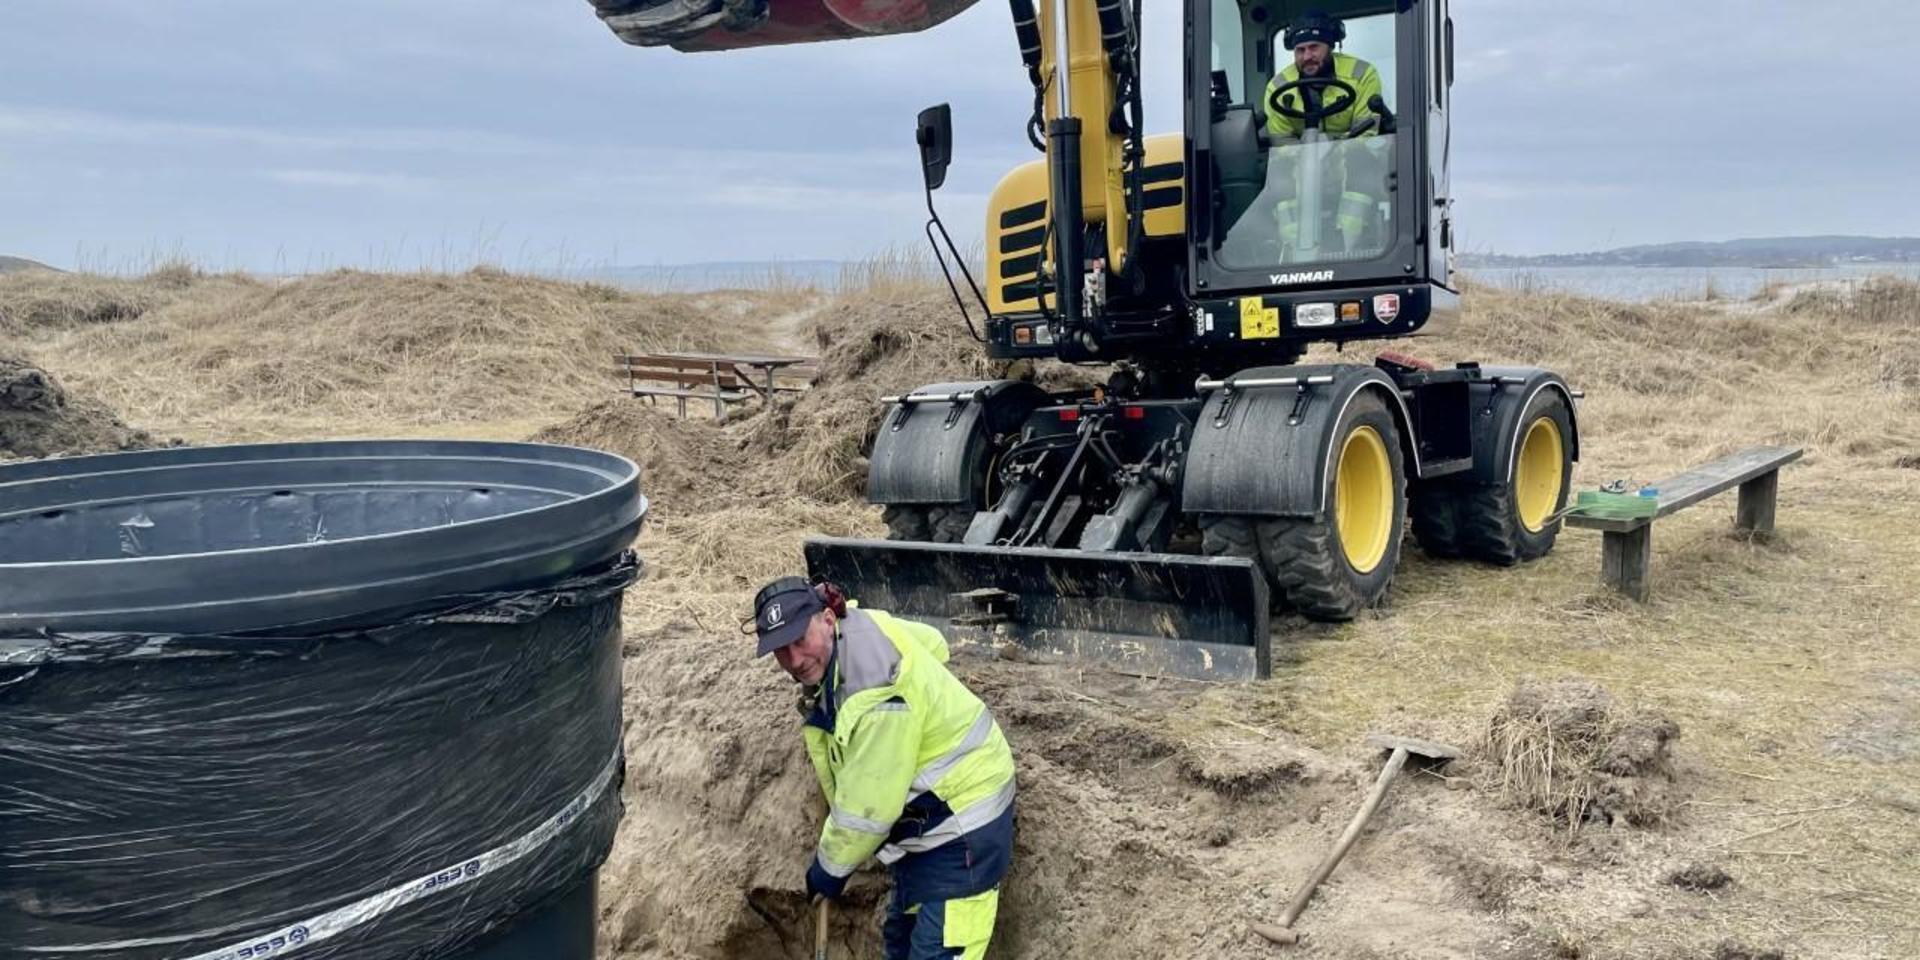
top-left (1265, 75), bottom-right (1357, 130)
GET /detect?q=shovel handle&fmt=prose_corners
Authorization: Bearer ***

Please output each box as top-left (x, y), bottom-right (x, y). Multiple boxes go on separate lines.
top-left (814, 898), bottom-right (832, 960)
top-left (1278, 746), bottom-right (1410, 928)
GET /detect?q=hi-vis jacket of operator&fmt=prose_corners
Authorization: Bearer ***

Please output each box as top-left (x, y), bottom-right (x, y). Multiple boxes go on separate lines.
top-left (801, 607), bottom-right (1016, 905)
top-left (1265, 51), bottom-right (1383, 139)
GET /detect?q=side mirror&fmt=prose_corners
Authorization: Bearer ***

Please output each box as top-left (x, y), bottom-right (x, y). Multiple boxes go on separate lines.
top-left (917, 103), bottom-right (953, 192)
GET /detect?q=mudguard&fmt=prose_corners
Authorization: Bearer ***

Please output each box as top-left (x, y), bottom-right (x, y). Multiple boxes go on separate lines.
top-left (866, 380), bottom-right (1047, 505)
top-left (1181, 364), bottom-right (1416, 519)
top-left (1466, 367), bottom-right (1580, 484)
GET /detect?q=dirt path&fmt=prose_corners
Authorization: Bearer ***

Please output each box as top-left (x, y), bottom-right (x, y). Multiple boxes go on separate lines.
top-left (763, 300), bottom-right (822, 355)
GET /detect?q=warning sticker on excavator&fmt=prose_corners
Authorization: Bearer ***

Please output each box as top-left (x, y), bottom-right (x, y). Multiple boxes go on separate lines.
top-left (1239, 297), bottom-right (1279, 339)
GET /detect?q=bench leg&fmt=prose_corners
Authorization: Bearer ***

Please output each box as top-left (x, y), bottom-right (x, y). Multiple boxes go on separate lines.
top-left (1600, 526), bottom-right (1652, 602)
top-left (1736, 470), bottom-right (1779, 535)
top-left (677, 395), bottom-right (687, 418)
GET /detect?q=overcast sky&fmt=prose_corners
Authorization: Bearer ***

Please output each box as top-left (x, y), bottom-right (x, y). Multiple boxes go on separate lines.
top-left (3, 1), bottom-right (1916, 273)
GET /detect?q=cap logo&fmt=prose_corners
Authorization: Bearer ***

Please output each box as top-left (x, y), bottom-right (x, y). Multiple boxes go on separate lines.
top-left (764, 602), bottom-right (784, 629)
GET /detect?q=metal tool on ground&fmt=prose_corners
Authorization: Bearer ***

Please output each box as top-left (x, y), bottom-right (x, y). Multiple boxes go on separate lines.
top-left (1252, 733), bottom-right (1461, 947)
top-left (814, 898), bottom-right (831, 960)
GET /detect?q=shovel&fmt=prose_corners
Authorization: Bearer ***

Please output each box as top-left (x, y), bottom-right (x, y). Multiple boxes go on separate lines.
top-left (814, 898), bottom-right (832, 960)
top-left (1252, 733), bottom-right (1461, 946)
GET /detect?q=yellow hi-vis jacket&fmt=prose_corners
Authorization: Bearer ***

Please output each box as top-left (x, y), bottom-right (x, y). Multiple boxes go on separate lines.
top-left (1266, 51), bottom-right (1383, 139)
top-left (801, 607), bottom-right (1016, 904)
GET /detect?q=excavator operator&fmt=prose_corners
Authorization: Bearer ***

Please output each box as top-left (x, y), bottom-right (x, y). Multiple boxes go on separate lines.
top-left (1264, 9), bottom-right (1390, 256)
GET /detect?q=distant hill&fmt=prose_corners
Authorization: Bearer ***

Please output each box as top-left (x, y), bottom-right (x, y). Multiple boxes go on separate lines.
top-left (1462, 236), bottom-right (1920, 269)
top-left (0, 255), bottom-right (60, 274)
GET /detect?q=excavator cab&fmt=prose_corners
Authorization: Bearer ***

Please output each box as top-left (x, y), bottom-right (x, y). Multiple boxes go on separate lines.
top-left (1194, 0), bottom-right (1456, 324)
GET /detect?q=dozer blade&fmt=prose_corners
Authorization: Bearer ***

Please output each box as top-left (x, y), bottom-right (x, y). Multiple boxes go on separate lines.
top-left (803, 537), bottom-right (1272, 681)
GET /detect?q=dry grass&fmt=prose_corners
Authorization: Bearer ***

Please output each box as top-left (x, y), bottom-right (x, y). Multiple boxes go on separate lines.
top-left (6, 264), bottom-right (1918, 958)
top-left (0, 265), bottom-right (818, 440)
top-left (1480, 677), bottom-right (1682, 830)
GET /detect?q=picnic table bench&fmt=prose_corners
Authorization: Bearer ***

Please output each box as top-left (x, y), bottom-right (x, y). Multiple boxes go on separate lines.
top-left (614, 351), bottom-right (817, 420)
top-left (1565, 445), bottom-right (1803, 601)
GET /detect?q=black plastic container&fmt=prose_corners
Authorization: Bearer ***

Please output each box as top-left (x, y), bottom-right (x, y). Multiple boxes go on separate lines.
top-left (0, 441), bottom-right (644, 960)
top-left (0, 439), bottom-right (645, 634)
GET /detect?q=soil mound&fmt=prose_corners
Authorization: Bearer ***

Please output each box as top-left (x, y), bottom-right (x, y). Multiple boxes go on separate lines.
top-left (533, 400), bottom-right (747, 513)
top-left (737, 289), bottom-right (1103, 501)
top-left (739, 289), bottom-right (996, 501)
top-left (1481, 678), bottom-right (1682, 828)
top-left (0, 357), bottom-right (159, 459)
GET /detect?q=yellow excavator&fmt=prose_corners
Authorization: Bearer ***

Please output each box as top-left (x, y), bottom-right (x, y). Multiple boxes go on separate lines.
top-left (590, 0), bottom-right (1578, 679)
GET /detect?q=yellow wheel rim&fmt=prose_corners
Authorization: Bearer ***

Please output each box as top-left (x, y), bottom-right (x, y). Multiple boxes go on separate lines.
top-left (1515, 416), bottom-right (1565, 533)
top-left (1335, 425), bottom-right (1393, 574)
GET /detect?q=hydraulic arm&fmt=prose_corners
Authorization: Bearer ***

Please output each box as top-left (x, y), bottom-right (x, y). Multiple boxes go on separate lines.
top-left (1015, 0), bottom-right (1145, 351)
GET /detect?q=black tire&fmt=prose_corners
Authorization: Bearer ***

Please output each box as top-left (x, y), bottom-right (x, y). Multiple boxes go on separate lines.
top-left (1409, 480), bottom-right (1464, 559)
top-left (882, 504), bottom-right (930, 541)
top-left (1199, 514), bottom-right (1259, 561)
top-left (1201, 392), bottom-right (1407, 621)
top-left (1200, 514), bottom-right (1290, 613)
top-left (923, 504), bottom-right (975, 543)
top-left (1264, 392), bottom-right (1407, 619)
top-left (879, 429), bottom-right (993, 544)
top-left (1457, 389), bottom-right (1574, 565)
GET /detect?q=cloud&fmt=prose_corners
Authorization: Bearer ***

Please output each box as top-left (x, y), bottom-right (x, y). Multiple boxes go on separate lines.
top-left (1452, 178), bottom-right (1633, 203)
top-left (3, 0), bottom-right (1918, 268)
top-left (264, 169), bottom-right (434, 192)
top-left (0, 104), bottom-right (551, 156)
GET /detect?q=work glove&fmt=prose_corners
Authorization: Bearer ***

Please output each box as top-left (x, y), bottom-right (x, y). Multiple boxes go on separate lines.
top-left (804, 854), bottom-right (848, 902)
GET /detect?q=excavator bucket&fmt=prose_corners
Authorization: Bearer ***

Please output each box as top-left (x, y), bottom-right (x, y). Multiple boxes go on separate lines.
top-left (803, 537), bottom-right (1272, 681)
top-left (593, 0), bottom-right (979, 52)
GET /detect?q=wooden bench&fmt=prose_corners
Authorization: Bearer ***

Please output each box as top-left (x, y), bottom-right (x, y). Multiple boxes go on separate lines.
top-left (614, 354), bottom-right (754, 420)
top-left (1565, 445), bottom-right (1803, 601)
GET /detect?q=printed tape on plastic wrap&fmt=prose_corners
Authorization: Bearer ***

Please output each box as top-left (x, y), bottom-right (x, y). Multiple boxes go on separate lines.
top-left (33, 749), bottom-right (623, 960)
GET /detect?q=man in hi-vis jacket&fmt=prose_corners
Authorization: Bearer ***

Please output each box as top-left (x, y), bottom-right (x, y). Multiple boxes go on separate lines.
top-left (750, 576), bottom-right (1016, 960)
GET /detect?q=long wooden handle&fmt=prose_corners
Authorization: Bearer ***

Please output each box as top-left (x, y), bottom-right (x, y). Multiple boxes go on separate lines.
top-left (1277, 746), bottom-right (1409, 928)
top-left (814, 898), bottom-right (832, 960)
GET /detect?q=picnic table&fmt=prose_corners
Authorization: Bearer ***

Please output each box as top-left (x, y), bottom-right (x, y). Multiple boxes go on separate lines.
top-left (651, 351), bottom-right (817, 402)
top-left (615, 350), bottom-right (818, 420)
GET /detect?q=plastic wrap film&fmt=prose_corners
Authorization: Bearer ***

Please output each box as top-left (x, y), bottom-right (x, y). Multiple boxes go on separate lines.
top-left (0, 555), bottom-right (640, 960)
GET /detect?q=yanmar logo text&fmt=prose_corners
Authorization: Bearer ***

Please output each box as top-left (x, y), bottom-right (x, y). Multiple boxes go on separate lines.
top-left (1269, 270), bottom-right (1334, 285)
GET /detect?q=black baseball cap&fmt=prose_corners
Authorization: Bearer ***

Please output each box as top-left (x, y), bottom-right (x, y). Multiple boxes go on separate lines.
top-left (751, 576), bottom-right (823, 657)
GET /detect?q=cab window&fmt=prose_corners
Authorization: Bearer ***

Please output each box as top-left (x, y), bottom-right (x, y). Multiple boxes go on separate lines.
top-left (1210, 6), bottom-right (1401, 271)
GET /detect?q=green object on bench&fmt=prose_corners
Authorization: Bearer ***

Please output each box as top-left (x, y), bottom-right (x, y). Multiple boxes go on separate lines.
top-left (1572, 489), bottom-right (1660, 521)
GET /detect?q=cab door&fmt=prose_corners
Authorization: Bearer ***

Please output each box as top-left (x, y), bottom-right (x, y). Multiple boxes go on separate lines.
top-left (1426, 0), bottom-right (1455, 286)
